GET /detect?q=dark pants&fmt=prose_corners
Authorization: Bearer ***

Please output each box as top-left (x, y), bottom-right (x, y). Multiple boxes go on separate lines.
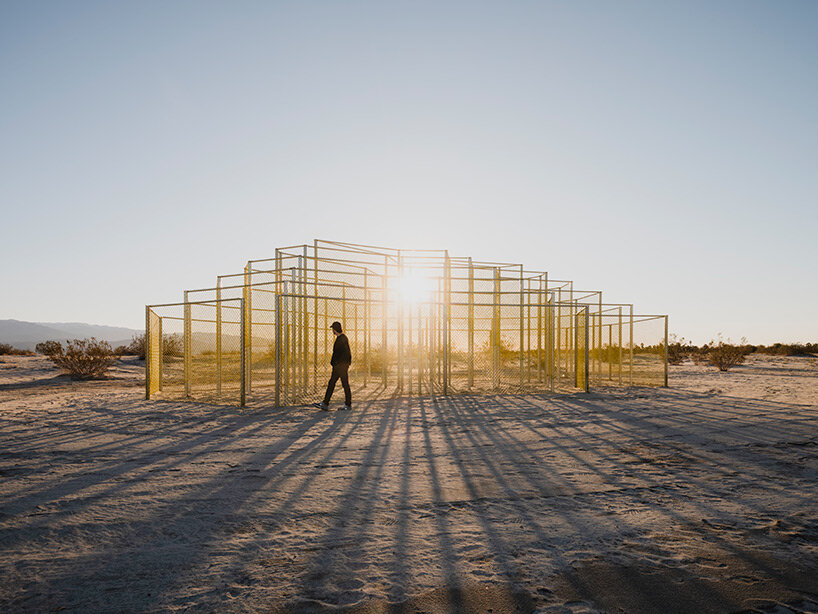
top-left (323, 363), bottom-right (351, 407)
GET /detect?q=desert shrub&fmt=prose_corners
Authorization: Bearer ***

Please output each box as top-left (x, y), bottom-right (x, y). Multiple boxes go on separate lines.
top-left (708, 336), bottom-right (751, 372)
top-left (127, 334), bottom-right (146, 360)
top-left (0, 343), bottom-right (34, 356)
top-left (36, 340), bottom-right (64, 356)
top-left (666, 335), bottom-right (693, 365)
top-left (163, 333), bottom-right (183, 357)
top-left (125, 332), bottom-right (182, 360)
top-left (47, 338), bottom-right (117, 379)
top-left (367, 348), bottom-right (391, 374)
top-left (755, 343), bottom-right (817, 357)
top-left (593, 345), bottom-right (623, 364)
top-left (690, 347), bottom-right (710, 365)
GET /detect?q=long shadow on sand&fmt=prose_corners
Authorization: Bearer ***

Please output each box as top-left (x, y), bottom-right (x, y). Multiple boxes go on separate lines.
top-left (2, 388), bottom-right (817, 613)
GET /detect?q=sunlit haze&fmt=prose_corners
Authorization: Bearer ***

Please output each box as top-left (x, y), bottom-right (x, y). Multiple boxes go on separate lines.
top-left (1, 1), bottom-right (816, 344)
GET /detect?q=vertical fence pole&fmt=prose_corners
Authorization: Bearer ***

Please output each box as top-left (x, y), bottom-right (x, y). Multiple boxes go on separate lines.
top-left (584, 306), bottom-right (590, 393)
top-left (443, 252), bottom-right (450, 395)
top-left (243, 264), bottom-right (252, 394)
top-left (467, 257), bottom-right (474, 389)
top-left (275, 294), bottom-right (281, 408)
top-left (364, 270), bottom-right (369, 387)
top-left (382, 257), bottom-right (388, 389)
top-left (629, 306), bottom-right (634, 386)
top-left (240, 297), bottom-right (246, 407)
top-left (548, 298), bottom-right (555, 392)
top-left (184, 291), bottom-right (191, 398)
top-left (597, 294), bottom-right (602, 386)
top-left (407, 290), bottom-right (413, 395)
top-left (283, 283), bottom-right (289, 403)
top-left (664, 315), bottom-right (669, 387)
top-left (537, 277), bottom-right (543, 383)
top-left (158, 316), bottom-right (163, 392)
top-left (608, 321), bottom-right (613, 380)
top-left (492, 267), bottom-right (500, 390)
top-left (397, 252), bottom-right (403, 392)
top-left (216, 282), bottom-right (222, 396)
top-left (145, 306), bottom-right (151, 400)
top-left (313, 242), bottom-right (318, 393)
top-left (574, 308), bottom-right (579, 390)
top-left (519, 265), bottom-right (524, 389)
top-left (302, 249), bottom-right (308, 398)
top-left (417, 301), bottom-right (422, 396)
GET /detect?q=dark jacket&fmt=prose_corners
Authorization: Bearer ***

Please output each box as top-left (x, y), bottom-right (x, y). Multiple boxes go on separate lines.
top-left (330, 333), bottom-right (352, 366)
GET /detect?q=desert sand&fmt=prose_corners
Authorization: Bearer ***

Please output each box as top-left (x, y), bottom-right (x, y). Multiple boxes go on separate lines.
top-left (1, 353), bottom-right (817, 613)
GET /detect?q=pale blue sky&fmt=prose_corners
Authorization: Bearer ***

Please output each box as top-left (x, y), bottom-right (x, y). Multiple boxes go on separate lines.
top-left (1, 1), bottom-right (816, 344)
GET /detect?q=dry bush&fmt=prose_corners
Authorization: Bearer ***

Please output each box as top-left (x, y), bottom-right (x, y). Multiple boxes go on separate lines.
top-left (690, 348), bottom-right (710, 366)
top-left (667, 335), bottom-right (691, 365)
top-left (163, 334), bottom-right (183, 357)
top-left (35, 340), bottom-right (64, 356)
top-left (128, 334), bottom-right (146, 360)
top-left (755, 342), bottom-right (818, 356)
top-left (47, 338), bottom-right (117, 379)
top-left (367, 348), bottom-right (391, 375)
top-left (1, 343), bottom-right (34, 356)
top-left (708, 336), bottom-right (750, 372)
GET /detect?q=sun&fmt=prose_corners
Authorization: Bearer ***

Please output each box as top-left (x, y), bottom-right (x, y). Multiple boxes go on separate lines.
top-left (398, 270), bottom-right (434, 304)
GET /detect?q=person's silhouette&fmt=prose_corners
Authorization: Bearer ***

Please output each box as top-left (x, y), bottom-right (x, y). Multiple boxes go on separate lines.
top-left (313, 321), bottom-right (351, 411)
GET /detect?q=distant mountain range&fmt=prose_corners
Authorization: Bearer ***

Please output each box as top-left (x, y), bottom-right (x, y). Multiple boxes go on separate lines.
top-left (0, 320), bottom-right (142, 351)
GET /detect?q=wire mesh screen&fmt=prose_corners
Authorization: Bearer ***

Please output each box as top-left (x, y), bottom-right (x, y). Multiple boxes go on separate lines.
top-left (146, 298), bottom-right (244, 406)
top-left (630, 315), bottom-right (668, 387)
top-left (146, 240), bottom-right (668, 407)
top-left (146, 308), bottom-right (161, 398)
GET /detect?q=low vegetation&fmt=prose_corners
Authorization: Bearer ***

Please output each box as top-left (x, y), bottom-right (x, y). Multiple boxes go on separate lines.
top-left (664, 335), bottom-right (814, 372)
top-left (39, 338), bottom-right (118, 379)
top-left (0, 343), bottom-right (34, 356)
top-left (707, 336), bottom-right (752, 372)
top-left (667, 335), bottom-right (697, 365)
top-left (753, 342), bottom-right (818, 356)
top-left (120, 333), bottom-right (182, 360)
top-left (35, 340), bottom-right (63, 356)
top-left (116, 334), bottom-right (146, 360)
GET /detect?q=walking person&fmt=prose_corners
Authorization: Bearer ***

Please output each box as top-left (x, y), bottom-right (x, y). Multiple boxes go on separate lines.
top-left (313, 321), bottom-right (352, 411)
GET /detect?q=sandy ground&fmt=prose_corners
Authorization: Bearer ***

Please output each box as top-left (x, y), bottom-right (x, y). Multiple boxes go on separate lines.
top-left (1, 353), bottom-right (817, 613)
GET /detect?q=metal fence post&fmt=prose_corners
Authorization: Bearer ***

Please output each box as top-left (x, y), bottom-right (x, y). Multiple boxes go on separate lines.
top-left (519, 265), bottom-right (524, 389)
top-left (216, 282), bottom-right (222, 396)
top-left (240, 297), bottom-right (246, 407)
top-left (243, 264), bottom-right (252, 394)
top-left (145, 306), bottom-right (151, 400)
top-left (664, 315), bottom-right (669, 387)
top-left (313, 241), bottom-right (319, 393)
top-left (444, 251), bottom-right (451, 395)
top-left (397, 252), bottom-right (403, 392)
top-left (492, 267), bottom-right (500, 390)
top-left (629, 306), bottom-right (634, 386)
top-left (184, 291), bottom-right (191, 398)
top-left (275, 293), bottom-right (281, 407)
top-left (382, 257), bottom-right (388, 389)
top-left (574, 308), bottom-right (579, 390)
top-left (467, 257), bottom-right (474, 389)
top-left (584, 306), bottom-right (590, 393)
top-left (158, 316), bottom-right (163, 392)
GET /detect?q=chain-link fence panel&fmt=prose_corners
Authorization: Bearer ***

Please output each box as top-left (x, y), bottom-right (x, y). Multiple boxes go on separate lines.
top-left (147, 240), bottom-right (668, 407)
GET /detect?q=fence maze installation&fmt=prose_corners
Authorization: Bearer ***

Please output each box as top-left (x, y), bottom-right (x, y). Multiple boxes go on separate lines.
top-left (146, 240), bottom-right (668, 406)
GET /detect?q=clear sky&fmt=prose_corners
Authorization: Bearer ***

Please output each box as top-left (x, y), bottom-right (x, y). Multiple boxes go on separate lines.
top-left (1, 1), bottom-right (816, 344)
